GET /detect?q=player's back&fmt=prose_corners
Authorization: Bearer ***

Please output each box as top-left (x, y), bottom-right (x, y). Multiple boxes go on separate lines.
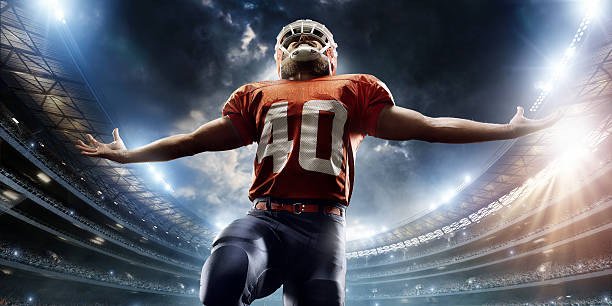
top-left (223, 74), bottom-right (394, 205)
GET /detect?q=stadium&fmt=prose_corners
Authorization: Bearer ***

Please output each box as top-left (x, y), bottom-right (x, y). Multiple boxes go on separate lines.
top-left (1, 0), bottom-right (611, 305)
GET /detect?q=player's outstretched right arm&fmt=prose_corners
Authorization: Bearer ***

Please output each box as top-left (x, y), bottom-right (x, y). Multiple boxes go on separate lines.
top-left (74, 116), bottom-right (243, 164)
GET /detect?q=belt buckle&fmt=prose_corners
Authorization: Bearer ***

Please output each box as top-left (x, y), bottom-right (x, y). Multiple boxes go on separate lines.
top-left (293, 203), bottom-right (305, 214)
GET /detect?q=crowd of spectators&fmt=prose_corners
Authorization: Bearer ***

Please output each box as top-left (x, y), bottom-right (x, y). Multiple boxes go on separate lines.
top-left (348, 187), bottom-right (611, 269)
top-left (0, 112), bottom-right (203, 254)
top-left (0, 167), bottom-right (200, 272)
top-left (348, 151), bottom-right (610, 268)
top-left (351, 254), bottom-right (612, 299)
top-left (0, 294), bottom-right (193, 306)
top-left (0, 241), bottom-right (198, 297)
top-left (348, 195), bottom-right (612, 280)
top-left (485, 296), bottom-right (611, 305)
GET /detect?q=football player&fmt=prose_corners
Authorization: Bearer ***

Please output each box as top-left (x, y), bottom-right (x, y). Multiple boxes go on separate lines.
top-left (76, 19), bottom-right (561, 306)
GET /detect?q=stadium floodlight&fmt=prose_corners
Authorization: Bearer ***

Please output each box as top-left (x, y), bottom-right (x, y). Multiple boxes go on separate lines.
top-left (54, 8), bottom-right (64, 21)
top-left (90, 238), bottom-right (103, 245)
top-left (11, 117), bottom-right (19, 124)
top-left (41, 0), bottom-right (67, 23)
top-left (147, 164), bottom-right (174, 192)
top-left (534, 81), bottom-right (553, 92)
top-left (442, 189), bottom-right (456, 202)
top-left (530, 1), bottom-right (598, 112)
top-left (13, 251), bottom-right (19, 257)
top-left (3, 190), bottom-right (20, 201)
top-left (28, 297), bottom-right (33, 302)
top-left (551, 62), bottom-right (566, 78)
top-left (115, 223), bottom-right (124, 229)
top-left (464, 174), bottom-right (471, 183)
top-left (583, 0), bottom-right (601, 19)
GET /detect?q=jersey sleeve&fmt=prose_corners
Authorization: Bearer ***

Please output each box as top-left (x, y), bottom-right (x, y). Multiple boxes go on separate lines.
top-left (358, 75), bottom-right (395, 136)
top-left (222, 85), bottom-right (256, 146)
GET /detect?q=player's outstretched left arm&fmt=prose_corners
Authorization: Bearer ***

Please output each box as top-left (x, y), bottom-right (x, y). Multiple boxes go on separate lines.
top-left (75, 116), bottom-right (243, 164)
top-left (375, 105), bottom-right (561, 143)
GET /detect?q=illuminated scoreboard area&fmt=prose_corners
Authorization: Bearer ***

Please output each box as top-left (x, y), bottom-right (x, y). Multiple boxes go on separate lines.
top-left (344, 6), bottom-right (612, 305)
top-left (0, 1), bottom-right (212, 304)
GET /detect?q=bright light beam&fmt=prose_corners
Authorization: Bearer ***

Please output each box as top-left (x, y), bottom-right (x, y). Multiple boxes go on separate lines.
top-left (583, 0), bottom-right (601, 20)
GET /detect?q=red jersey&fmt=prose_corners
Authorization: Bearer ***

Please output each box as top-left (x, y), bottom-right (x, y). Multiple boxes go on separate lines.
top-left (222, 74), bottom-right (394, 206)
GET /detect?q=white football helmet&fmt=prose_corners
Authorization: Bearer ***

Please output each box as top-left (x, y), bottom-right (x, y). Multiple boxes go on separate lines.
top-left (275, 19), bottom-right (338, 79)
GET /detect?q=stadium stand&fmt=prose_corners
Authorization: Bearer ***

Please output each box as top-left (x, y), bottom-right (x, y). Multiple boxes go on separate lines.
top-left (1, 0), bottom-right (611, 304)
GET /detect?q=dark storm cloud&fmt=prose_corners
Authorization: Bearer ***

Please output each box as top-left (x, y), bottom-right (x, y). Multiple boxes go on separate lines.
top-left (67, 0), bottom-right (579, 231)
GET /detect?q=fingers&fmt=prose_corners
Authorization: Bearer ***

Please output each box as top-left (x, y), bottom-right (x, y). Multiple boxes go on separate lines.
top-left (528, 109), bottom-right (563, 131)
top-left (80, 151), bottom-right (100, 157)
top-left (516, 106), bottom-right (524, 117)
top-left (112, 128), bottom-right (120, 141)
top-left (75, 140), bottom-right (96, 151)
top-left (86, 134), bottom-right (99, 147)
top-left (75, 138), bottom-right (97, 154)
top-left (75, 144), bottom-right (96, 152)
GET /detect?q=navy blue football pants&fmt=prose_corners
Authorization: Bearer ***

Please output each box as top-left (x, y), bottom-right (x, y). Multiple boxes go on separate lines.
top-left (199, 206), bottom-right (346, 306)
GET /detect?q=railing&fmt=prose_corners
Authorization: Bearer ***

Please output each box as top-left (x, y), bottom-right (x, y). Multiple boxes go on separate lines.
top-left (0, 242), bottom-right (198, 297)
top-left (0, 114), bottom-right (204, 257)
top-left (0, 200), bottom-right (199, 279)
top-left (0, 167), bottom-right (201, 272)
top-left (348, 197), bottom-right (612, 280)
top-left (348, 255), bottom-right (612, 300)
top-left (347, 160), bottom-right (612, 268)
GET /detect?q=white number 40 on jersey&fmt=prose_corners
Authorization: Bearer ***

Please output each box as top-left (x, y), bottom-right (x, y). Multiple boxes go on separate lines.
top-left (256, 100), bottom-right (347, 176)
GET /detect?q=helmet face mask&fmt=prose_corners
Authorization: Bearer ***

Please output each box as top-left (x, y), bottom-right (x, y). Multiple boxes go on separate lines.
top-left (275, 20), bottom-right (338, 79)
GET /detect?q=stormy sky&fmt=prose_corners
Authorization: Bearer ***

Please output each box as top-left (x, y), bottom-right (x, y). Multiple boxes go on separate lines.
top-left (58, 0), bottom-right (585, 239)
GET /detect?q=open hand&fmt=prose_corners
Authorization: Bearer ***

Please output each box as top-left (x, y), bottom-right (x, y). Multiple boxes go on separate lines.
top-left (508, 106), bottom-right (563, 137)
top-left (75, 128), bottom-right (128, 163)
